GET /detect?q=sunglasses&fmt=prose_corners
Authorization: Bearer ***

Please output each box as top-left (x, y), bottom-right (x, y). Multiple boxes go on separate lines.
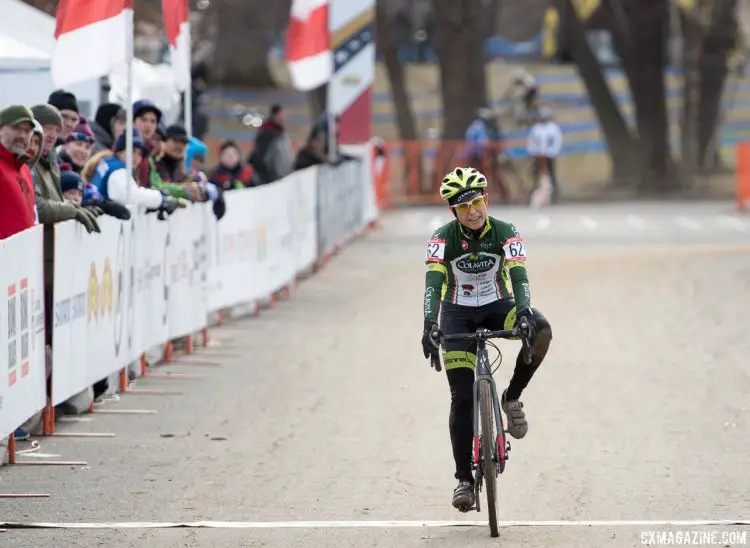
top-left (450, 195), bottom-right (486, 212)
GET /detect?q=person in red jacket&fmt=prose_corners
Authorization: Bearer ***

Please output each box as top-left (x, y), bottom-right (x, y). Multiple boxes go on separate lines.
top-left (0, 105), bottom-right (37, 239)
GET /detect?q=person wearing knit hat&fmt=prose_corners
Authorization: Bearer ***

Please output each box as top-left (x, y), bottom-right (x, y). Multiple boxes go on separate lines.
top-left (59, 118), bottom-right (94, 173)
top-left (30, 104), bottom-right (64, 159)
top-left (59, 164), bottom-right (85, 205)
top-left (90, 103), bottom-right (126, 156)
top-left (48, 90), bottom-right (80, 141)
top-left (133, 99), bottom-right (162, 142)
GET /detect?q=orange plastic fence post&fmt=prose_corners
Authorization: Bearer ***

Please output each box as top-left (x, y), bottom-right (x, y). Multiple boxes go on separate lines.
top-left (43, 401), bottom-right (54, 435)
top-left (7, 432), bottom-right (16, 464)
top-left (737, 142), bottom-right (750, 211)
top-left (164, 341), bottom-right (173, 362)
top-left (140, 354), bottom-right (147, 376)
top-left (185, 335), bottom-right (193, 355)
top-left (119, 368), bottom-right (128, 392)
top-left (201, 328), bottom-right (209, 348)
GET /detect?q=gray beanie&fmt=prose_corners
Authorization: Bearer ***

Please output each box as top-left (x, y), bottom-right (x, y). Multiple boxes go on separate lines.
top-left (31, 104), bottom-right (63, 129)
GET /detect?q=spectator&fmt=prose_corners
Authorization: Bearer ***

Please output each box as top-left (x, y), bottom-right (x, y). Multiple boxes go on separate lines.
top-left (48, 90), bottom-right (80, 144)
top-left (90, 103), bottom-right (126, 155)
top-left (247, 104), bottom-right (293, 184)
top-left (0, 105), bottom-right (37, 240)
top-left (59, 165), bottom-right (85, 204)
top-left (208, 140), bottom-right (254, 190)
top-left (294, 129), bottom-right (327, 170)
top-left (25, 120), bottom-right (46, 178)
top-left (186, 136), bottom-right (208, 175)
top-left (527, 106), bottom-right (563, 205)
top-left (30, 103), bottom-right (100, 236)
top-left (58, 118), bottom-right (95, 173)
top-left (133, 99), bottom-right (162, 186)
top-left (155, 125), bottom-right (190, 182)
top-left (83, 128), bottom-right (177, 213)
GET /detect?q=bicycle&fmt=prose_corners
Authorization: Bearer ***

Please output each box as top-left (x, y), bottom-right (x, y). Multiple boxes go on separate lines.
top-left (429, 319), bottom-right (533, 538)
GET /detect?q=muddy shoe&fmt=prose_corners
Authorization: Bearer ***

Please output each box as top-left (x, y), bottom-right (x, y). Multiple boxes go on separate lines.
top-left (501, 390), bottom-right (528, 439)
top-left (452, 480), bottom-right (475, 512)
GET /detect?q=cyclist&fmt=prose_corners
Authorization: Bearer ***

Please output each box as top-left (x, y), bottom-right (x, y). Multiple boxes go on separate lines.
top-left (421, 166), bottom-right (553, 512)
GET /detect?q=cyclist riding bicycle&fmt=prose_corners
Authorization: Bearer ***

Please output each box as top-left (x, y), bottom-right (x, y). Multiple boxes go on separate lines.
top-left (421, 166), bottom-right (553, 512)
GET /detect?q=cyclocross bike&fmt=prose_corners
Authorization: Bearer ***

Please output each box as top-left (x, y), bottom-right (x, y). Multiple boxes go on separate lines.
top-left (430, 319), bottom-right (532, 538)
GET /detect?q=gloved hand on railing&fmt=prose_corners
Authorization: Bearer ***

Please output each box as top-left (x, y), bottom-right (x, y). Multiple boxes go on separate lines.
top-left (73, 205), bottom-right (101, 234)
top-left (82, 199), bottom-right (131, 221)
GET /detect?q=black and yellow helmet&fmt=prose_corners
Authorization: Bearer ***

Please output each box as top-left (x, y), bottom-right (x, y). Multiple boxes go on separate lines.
top-left (439, 167), bottom-right (488, 202)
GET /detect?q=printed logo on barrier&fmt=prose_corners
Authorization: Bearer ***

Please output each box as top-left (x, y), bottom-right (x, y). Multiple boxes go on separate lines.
top-left (87, 259), bottom-right (114, 324)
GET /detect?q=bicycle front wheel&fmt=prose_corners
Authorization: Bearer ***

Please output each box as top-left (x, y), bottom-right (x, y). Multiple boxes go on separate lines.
top-left (479, 380), bottom-right (499, 538)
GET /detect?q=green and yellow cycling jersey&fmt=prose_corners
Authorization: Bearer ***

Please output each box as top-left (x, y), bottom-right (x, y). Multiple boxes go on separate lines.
top-left (423, 216), bottom-right (531, 323)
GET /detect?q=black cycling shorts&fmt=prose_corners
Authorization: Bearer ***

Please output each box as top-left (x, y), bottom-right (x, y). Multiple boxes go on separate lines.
top-left (439, 300), bottom-right (519, 371)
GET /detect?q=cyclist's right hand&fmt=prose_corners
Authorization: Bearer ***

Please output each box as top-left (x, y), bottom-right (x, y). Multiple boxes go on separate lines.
top-left (422, 320), bottom-right (442, 360)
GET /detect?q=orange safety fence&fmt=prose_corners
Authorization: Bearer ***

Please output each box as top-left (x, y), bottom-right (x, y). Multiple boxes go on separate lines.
top-left (379, 139), bottom-right (532, 207)
top-left (737, 142), bottom-right (750, 212)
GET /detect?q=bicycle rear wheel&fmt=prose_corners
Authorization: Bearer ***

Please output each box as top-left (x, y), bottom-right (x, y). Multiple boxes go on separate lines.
top-left (479, 380), bottom-right (499, 538)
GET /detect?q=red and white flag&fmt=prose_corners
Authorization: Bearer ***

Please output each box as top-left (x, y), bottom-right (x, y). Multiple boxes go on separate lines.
top-left (162, 0), bottom-right (191, 92)
top-left (52, 0), bottom-right (133, 88)
top-left (285, 0), bottom-right (332, 91)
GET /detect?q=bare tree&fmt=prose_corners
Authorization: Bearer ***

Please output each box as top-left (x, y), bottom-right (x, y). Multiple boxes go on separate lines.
top-left (213, 0), bottom-right (290, 87)
top-left (555, 0), bottom-right (640, 183)
top-left (562, 0), bottom-right (739, 192)
top-left (376, 0), bottom-right (418, 141)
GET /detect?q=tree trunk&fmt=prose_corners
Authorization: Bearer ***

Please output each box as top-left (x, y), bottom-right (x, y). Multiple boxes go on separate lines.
top-left (433, 0), bottom-right (488, 139)
top-left (681, 9), bottom-right (702, 186)
top-left (629, 0), bottom-right (680, 192)
top-left (556, 0), bottom-right (639, 183)
top-left (697, 0), bottom-right (738, 170)
top-left (377, 0), bottom-right (419, 141)
top-left (213, 0), bottom-right (289, 87)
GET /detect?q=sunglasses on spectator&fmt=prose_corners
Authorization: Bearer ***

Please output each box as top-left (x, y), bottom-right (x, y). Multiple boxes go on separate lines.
top-left (450, 195), bottom-right (486, 212)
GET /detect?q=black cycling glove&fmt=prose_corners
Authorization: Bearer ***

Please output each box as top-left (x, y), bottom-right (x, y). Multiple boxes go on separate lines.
top-left (515, 308), bottom-right (536, 341)
top-left (421, 319), bottom-right (441, 360)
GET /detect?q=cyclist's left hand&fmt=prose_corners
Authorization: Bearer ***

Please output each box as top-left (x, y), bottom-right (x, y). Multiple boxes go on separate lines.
top-left (515, 308), bottom-right (536, 340)
top-left (422, 320), bottom-right (441, 360)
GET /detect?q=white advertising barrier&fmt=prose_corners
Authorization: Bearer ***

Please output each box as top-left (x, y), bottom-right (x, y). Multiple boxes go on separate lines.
top-left (52, 215), bottom-right (138, 406)
top-left (342, 144), bottom-right (378, 226)
top-left (0, 226), bottom-right (47, 439)
top-left (166, 204), bottom-right (209, 340)
top-left (205, 167), bottom-right (318, 312)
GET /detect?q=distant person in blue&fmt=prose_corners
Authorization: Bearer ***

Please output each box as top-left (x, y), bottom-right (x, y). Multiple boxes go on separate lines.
top-left (464, 108), bottom-right (508, 200)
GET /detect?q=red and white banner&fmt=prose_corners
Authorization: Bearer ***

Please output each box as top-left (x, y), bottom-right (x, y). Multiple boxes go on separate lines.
top-left (0, 227), bottom-right (46, 440)
top-left (285, 0), bottom-right (332, 91)
top-left (52, 0), bottom-right (134, 88)
top-left (162, 0), bottom-right (191, 92)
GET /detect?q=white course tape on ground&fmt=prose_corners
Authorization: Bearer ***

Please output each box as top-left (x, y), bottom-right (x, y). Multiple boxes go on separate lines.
top-left (0, 519), bottom-right (748, 529)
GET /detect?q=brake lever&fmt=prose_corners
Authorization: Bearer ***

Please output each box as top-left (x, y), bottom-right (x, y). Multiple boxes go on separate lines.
top-left (519, 319), bottom-right (533, 365)
top-left (430, 328), bottom-right (443, 372)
